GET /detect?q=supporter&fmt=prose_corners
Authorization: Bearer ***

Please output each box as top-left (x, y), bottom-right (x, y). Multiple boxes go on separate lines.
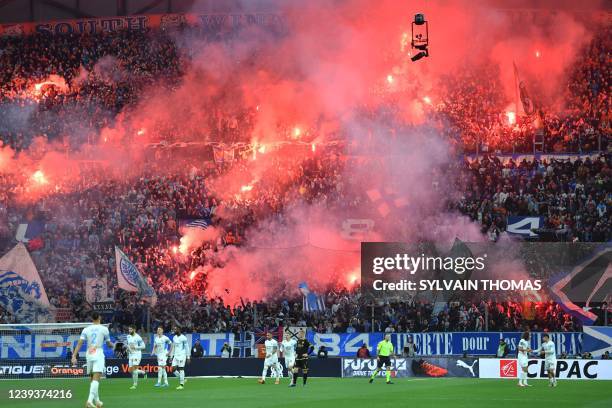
top-left (191, 340), bottom-right (204, 358)
top-left (0, 23), bottom-right (607, 334)
top-left (357, 344), bottom-right (371, 358)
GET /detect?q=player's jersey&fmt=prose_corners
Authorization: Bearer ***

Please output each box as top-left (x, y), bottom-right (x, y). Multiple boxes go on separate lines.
top-left (264, 339), bottom-right (279, 357)
top-left (295, 338), bottom-right (313, 360)
top-left (126, 333), bottom-right (145, 358)
top-left (539, 340), bottom-right (556, 360)
top-left (281, 339), bottom-right (297, 358)
top-left (80, 324), bottom-right (110, 360)
top-left (518, 339), bottom-right (530, 358)
top-left (172, 334), bottom-right (189, 358)
top-left (153, 335), bottom-right (171, 356)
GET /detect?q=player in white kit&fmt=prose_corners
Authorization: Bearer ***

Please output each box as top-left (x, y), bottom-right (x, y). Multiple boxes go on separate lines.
top-left (517, 331), bottom-right (532, 387)
top-left (72, 312), bottom-right (114, 408)
top-left (169, 326), bottom-right (190, 390)
top-left (281, 333), bottom-right (297, 386)
top-left (258, 332), bottom-right (280, 384)
top-left (152, 326), bottom-right (171, 387)
top-left (126, 325), bottom-right (147, 389)
top-left (533, 333), bottom-right (557, 387)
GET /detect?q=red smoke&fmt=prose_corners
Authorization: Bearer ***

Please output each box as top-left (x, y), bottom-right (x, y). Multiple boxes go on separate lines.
top-left (1, 0), bottom-right (602, 302)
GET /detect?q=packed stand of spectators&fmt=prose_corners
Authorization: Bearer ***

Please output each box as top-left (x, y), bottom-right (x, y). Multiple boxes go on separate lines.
top-left (431, 25), bottom-right (610, 154)
top-left (0, 29), bottom-right (182, 150)
top-left (0, 24), bottom-right (609, 154)
top-left (456, 153), bottom-right (611, 242)
top-left (0, 23), bottom-right (609, 331)
top-left (0, 150), bottom-right (597, 333)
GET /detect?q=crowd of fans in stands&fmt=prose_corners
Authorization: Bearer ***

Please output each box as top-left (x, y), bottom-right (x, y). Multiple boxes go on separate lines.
top-left (0, 23), bottom-right (609, 333)
top-left (458, 154), bottom-right (610, 243)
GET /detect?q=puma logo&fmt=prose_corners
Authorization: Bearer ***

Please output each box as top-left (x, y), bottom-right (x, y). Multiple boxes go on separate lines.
top-left (456, 359), bottom-right (477, 377)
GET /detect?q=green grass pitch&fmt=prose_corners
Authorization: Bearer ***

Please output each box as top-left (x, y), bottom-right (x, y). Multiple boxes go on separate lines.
top-left (0, 377), bottom-right (610, 408)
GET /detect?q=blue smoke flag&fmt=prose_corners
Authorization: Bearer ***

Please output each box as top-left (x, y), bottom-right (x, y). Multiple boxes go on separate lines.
top-left (0, 243), bottom-right (51, 322)
top-left (298, 282), bottom-right (325, 312)
top-left (115, 246), bottom-right (157, 305)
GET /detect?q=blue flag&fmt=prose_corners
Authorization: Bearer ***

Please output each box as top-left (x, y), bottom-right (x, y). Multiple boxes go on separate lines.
top-left (0, 243), bottom-right (51, 322)
top-left (298, 282), bottom-right (325, 312)
top-left (178, 217), bottom-right (211, 231)
top-left (115, 246), bottom-right (157, 305)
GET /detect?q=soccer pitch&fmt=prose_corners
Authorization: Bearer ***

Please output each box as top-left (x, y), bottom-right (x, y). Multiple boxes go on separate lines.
top-left (0, 378), bottom-right (610, 408)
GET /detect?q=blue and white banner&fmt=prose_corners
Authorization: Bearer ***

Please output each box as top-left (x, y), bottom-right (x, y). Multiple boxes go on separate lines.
top-left (582, 326), bottom-right (612, 357)
top-left (506, 216), bottom-right (543, 237)
top-left (15, 220), bottom-right (45, 242)
top-left (0, 243), bottom-right (51, 322)
top-left (114, 246), bottom-right (156, 305)
top-left (307, 332), bottom-right (582, 357)
top-left (299, 282), bottom-right (325, 312)
top-left (1, 331), bottom-right (584, 359)
top-left (232, 331), bottom-right (255, 357)
top-left (178, 218), bottom-right (210, 231)
top-left (0, 332), bottom-right (235, 359)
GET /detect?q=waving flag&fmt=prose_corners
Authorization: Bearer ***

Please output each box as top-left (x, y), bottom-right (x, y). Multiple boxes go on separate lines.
top-left (115, 246), bottom-right (157, 305)
top-left (0, 243), bottom-right (51, 322)
top-left (254, 326), bottom-right (284, 345)
top-left (550, 245), bottom-right (611, 324)
top-left (15, 220), bottom-right (45, 242)
top-left (85, 277), bottom-right (109, 303)
top-left (513, 62), bottom-right (536, 116)
top-left (178, 217), bottom-right (211, 232)
top-left (298, 282), bottom-right (326, 312)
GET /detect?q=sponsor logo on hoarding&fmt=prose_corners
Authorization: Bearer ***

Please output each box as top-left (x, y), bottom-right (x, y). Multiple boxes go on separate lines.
top-left (50, 365), bottom-right (84, 376)
top-left (500, 359), bottom-right (517, 378)
top-left (480, 358), bottom-right (612, 380)
top-left (342, 358), bottom-right (406, 377)
top-left (0, 365), bottom-right (45, 375)
top-left (456, 359), bottom-right (478, 377)
top-left (528, 360), bottom-right (599, 379)
top-left (41, 341), bottom-right (71, 348)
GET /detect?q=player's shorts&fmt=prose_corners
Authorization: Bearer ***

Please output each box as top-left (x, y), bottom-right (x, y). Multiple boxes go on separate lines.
top-left (156, 353), bottom-right (168, 366)
top-left (544, 359), bottom-right (557, 371)
top-left (518, 356), bottom-right (528, 368)
top-left (172, 355), bottom-right (187, 368)
top-left (128, 355), bottom-right (142, 368)
top-left (264, 356), bottom-right (279, 367)
top-left (377, 356), bottom-right (392, 369)
top-left (86, 357), bottom-right (105, 374)
top-left (294, 358), bottom-right (309, 370)
top-left (285, 356), bottom-right (296, 368)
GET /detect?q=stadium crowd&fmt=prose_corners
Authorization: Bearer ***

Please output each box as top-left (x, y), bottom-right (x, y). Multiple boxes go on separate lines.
top-left (458, 154), bottom-right (610, 243)
top-left (433, 25), bottom-right (609, 154)
top-left (0, 23), bottom-right (609, 333)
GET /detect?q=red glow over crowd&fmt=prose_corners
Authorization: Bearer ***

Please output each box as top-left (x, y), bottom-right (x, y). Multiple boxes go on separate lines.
top-left (0, 1), bottom-right (609, 332)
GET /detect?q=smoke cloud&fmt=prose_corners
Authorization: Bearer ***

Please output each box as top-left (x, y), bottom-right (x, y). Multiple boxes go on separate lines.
top-left (1, 0), bottom-right (601, 301)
